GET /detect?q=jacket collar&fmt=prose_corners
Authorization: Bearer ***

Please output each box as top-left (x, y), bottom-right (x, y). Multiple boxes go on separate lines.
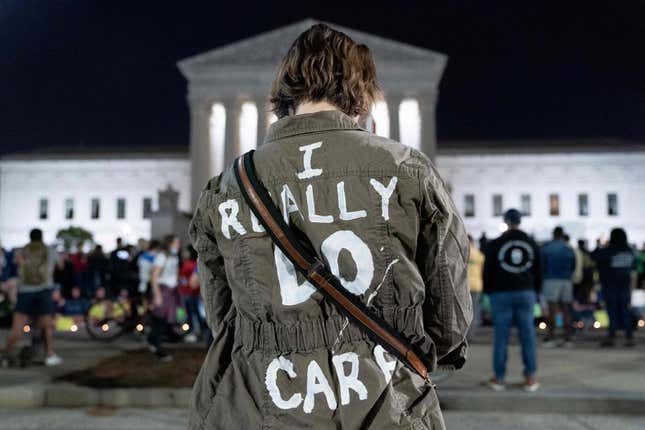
top-left (264, 110), bottom-right (365, 143)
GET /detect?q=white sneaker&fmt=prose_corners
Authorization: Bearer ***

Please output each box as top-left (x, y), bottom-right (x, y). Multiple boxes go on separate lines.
top-left (523, 380), bottom-right (541, 392)
top-left (45, 354), bottom-right (63, 367)
top-left (487, 378), bottom-right (506, 391)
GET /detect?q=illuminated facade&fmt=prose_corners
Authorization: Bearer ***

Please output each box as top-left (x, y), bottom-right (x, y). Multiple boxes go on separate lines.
top-left (0, 150), bottom-right (190, 249)
top-left (2, 140), bottom-right (644, 249)
top-left (438, 140), bottom-right (645, 244)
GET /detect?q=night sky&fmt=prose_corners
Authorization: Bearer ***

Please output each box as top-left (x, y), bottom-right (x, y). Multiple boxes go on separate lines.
top-left (2, 0), bottom-right (644, 155)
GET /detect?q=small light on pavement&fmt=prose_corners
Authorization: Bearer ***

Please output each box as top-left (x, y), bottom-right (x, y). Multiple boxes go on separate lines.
top-left (70, 324), bottom-right (78, 332)
top-left (23, 325), bottom-right (31, 333)
top-left (638, 319), bottom-right (645, 328)
top-left (593, 321), bottom-right (601, 329)
top-left (538, 322), bottom-right (547, 330)
top-left (182, 323), bottom-right (190, 332)
top-left (101, 323), bottom-right (110, 332)
top-left (136, 323), bottom-right (144, 332)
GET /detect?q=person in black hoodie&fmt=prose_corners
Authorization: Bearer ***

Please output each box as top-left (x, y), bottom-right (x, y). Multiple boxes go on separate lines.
top-left (53, 252), bottom-right (75, 298)
top-left (87, 245), bottom-right (109, 296)
top-left (483, 209), bottom-right (542, 391)
top-left (592, 228), bottom-right (636, 347)
top-left (108, 238), bottom-right (135, 297)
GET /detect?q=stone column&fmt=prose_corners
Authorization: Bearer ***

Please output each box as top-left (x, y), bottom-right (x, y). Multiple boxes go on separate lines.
top-left (417, 92), bottom-right (438, 160)
top-left (223, 98), bottom-right (241, 168)
top-left (387, 94), bottom-right (403, 142)
top-left (189, 99), bottom-right (212, 209)
top-left (209, 102), bottom-right (226, 176)
top-left (256, 96), bottom-right (269, 146)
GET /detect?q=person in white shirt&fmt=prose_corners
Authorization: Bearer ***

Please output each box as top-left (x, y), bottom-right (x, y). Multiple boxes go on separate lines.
top-left (146, 234), bottom-right (181, 361)
top-left (137, 239), bottom-right (161, 295)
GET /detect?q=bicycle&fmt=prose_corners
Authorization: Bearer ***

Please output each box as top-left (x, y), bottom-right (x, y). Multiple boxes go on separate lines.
top-left (85, 296), bottom-right (147, 341)
top-left (85, 295), bottom-right (191, 342)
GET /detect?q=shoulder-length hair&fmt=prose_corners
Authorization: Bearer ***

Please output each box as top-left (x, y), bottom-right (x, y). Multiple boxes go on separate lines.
top-left (269, 23), bottom-right (381, 119)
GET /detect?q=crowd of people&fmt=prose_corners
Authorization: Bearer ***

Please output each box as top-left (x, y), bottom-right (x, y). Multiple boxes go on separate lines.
top-left (0, 229), bottom-right (206, 366)
top-left (1, 215), bottom-right (643, 377)
top-left (467, 208), bottom-right (645, 391)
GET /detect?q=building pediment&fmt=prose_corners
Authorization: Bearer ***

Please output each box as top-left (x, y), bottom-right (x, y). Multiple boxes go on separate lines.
top-left (178, 19), bottom-right (446, 83)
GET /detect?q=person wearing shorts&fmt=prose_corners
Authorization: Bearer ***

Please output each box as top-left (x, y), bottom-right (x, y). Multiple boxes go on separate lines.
top-left (540, 227), bottom-right (576, 347)
top-left (3, 229), bottom-right (62, 366)
top-left (14, 289), bottom-right (55, 316)
top-left (542, 279), bottom-right (573, 303)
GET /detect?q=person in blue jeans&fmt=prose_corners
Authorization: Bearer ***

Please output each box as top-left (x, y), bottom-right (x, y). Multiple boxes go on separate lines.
top-left (483, 209), bottom-right (542, 391)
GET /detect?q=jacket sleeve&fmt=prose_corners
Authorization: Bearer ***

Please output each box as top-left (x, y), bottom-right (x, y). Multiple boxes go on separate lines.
top-left (188, 177), bottom-right (236, 332)
top-left (415, 156), bottom-right (472, 368)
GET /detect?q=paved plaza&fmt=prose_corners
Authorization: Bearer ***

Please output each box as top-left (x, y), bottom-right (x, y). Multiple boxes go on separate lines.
top-left (1, 327), bottom-right (644, 428)
top-left (448, 330), bottom-right (645, 394)
top-left (1, 408), bottom-right (644, 430)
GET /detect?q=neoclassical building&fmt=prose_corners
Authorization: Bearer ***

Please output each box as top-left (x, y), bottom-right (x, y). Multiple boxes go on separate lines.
top-left (178, 19), bottom-right (446, 207)
top-left (1, 20), bottom-right (644, 249)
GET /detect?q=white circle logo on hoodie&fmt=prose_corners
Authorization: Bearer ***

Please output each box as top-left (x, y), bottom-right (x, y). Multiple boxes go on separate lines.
top-left (497, 240), bottom-right (534, 273)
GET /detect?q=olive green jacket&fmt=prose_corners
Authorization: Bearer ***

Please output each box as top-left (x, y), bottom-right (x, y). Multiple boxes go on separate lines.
top-left (188, 110), bottom-right (472, 430)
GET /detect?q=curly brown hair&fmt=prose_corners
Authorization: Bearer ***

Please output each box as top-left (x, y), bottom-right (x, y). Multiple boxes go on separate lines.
top-left (269, 23), bottom-right (381, 119)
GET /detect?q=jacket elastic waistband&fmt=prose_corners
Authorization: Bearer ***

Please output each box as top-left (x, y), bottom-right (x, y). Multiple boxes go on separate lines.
top-left (234, 306), bottom-right (424, 354)
top-left (235, 313), bottom-right (369, 353)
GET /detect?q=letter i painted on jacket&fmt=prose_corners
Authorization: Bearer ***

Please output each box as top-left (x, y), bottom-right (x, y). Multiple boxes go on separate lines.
top-left (369, 177), bottom-right (398, 221)
top-left (297, 142), bottom-right (323, 179)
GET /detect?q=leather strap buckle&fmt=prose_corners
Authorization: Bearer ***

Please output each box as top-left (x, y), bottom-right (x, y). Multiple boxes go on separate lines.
top-left (307, 260), bottom-right (326, 278)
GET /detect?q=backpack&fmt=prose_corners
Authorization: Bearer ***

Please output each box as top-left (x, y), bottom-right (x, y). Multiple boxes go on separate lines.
top-left (19, 242), bottom-right (49, 286)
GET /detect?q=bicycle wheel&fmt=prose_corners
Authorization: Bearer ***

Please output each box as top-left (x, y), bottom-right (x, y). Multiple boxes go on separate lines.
top-left (85, 301), bottom-right (127, 342)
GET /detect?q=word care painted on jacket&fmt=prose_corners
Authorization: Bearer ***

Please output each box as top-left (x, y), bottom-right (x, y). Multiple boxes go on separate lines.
top-left (218, 141), bottom-right (399, 306)
top-left (266, 345), bottom-right (396, 414)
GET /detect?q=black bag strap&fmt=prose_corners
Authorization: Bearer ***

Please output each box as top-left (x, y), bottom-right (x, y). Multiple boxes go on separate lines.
top-left (233, 150), bottom-right (429, 380)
